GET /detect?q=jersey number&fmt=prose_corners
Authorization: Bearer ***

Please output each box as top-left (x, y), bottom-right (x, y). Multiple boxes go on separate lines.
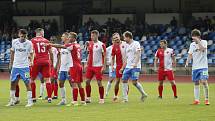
top-left (36, 43), bottom-right (46, 53)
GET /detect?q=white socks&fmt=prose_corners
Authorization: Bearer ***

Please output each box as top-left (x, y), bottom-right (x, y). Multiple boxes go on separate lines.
top-left (27, 91), bottom-right (33, 103)
top-left (40, 83), bottom-right (45, 97)
top-left (60, 87), bottom-right (66, 100)
top-left (122, 83), bottom-right (128, 101)
top-left (194, 85), bottom-right (200, 101)
top-left (105, 81), bottom-right (112, 96)
top-left (134, 82), bottom-right (147, 96)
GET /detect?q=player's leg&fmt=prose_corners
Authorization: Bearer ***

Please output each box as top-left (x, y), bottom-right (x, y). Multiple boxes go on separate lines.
top-left (131, 68), bottom-right (148, 102)
top-left (78, 83), bottom-right (86, 105)
top-left (113, 66), bottom-right (122, 101)
top-left (105, 67), bottom-right (115, 97)
top-left (85, 67), bottom-right (93, 103)
top-left (167, 71), bottom-right (177, 99)
top-left (95, 67), bottom-right (104, 104)
top-left (121, 68), bottom-right (130, 102)
top-left (158, 70), bottom-right (164, 99)
top-left (6, 68), bottom-right (19, 106)
top-left (30, 65), bottom-right (39, 102)
top-left (201, 80), bottom-right (209, 105)
top-left (15, 80), bottom-right (20, 104)
top-left (38, 73), bottom-right (45, 99)
top-left (199, 68), bottom-right (209, 105)
top-left (42, 64), bottom-right (52, 103)
top-left (18, 67), bottom-right (33, 107)
top-left (57, 71), bottom-right (67, 105)
top-left (51, 67), bottom-right (58, 99)
top-left (192, 69), bottom-right (200, 104)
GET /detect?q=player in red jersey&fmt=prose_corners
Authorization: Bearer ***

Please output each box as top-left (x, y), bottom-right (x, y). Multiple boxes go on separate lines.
top-left (154, 40), bottom-right (178, 99)
top-left (111, 33), bottom-right (127, 101)
top-left (31, 28), bottom-right (53, 103)
top-left (85, 30), bottom-right (106, 104)
top-left (50, 32), bottom-right (86, 106)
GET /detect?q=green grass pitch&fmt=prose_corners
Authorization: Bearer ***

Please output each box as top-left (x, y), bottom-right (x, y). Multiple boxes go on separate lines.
top-left (0, 80), bottom-right (214, 121)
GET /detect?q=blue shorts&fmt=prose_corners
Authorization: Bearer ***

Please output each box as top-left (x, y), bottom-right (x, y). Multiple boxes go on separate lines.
top-left (58, 71), bottom-right (70, 81)
top-left (192, 68), bottom-right (209, 82)
top-left (10, 67), bottom-right (30, 84)
top-left (122, 68), bottom-right (141, 81)
top-left (109, 66), bottom-right (116, 78)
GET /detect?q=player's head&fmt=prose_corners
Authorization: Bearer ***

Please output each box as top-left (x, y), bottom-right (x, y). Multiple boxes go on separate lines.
top-left (35, 28), bottom-right (44, 37)
top-left (61, 32), bottom-right (69, 43)
top-left (191, 29), bottom-right (201, 41)
top-left (112, 32), bottom-right (121, 44)
top-left (91, 30), bottom-right (99, 41)
top-left (50, 36), bottom-right (57, 44)
top-left (159, 40), bottom-right (168, 49)
top-left (123, 31), bottom-right (133, 43)
top-left (18, 29), bottom-right (28, 41)
top-left (69, 32), bottom-right (77, 43)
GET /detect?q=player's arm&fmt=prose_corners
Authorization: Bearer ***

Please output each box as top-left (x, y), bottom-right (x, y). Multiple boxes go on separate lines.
top-left (48, 48), bottom-right (54, 66)
top-left (154, 56), bottom-right (158, 72)
top-left (9, 49), bottom-right (14, 70)
top-left (50, 44), bottom-right (67, 49)
top-left (29, 52), bottom-right (34, 66)
top-left (102, 44), bottom-right (107, 72)
top-left (185, 54), bottom-right (192, 68)
top-left (172, 55), bottom-right (176, 71)
top-left (120, 56), bottom-right (127, 74)
top-left (133, 49), bottom-right (141, 68)
top-left (56, 52), bottom-right (61, 72)
top-left (111, 55), bottom-right (115, 71)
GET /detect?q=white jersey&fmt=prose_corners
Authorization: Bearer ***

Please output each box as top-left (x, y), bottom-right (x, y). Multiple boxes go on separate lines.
top-left (125, 40), bottom-right (141, 68)
top-left (51, 47), bottom-right (59, 68)
top-left (88, 40), bottom-right (106, 67)
top-left (188, 40), bottom-right (208, 70)
top-left (11, 38), bottom-right (33, 68)
top-left (106, 45), bottom-right (113, 65)
top-left (155, 48), bottom-right (175, 71)
top-left (59, 48), bottom-right (73, 71)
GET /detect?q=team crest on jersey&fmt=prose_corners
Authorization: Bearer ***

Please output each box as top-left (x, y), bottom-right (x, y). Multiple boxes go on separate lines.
top-left (122, 46), bottom-right (124, 48)
top-left (95, 45), bottom-right (98, 48)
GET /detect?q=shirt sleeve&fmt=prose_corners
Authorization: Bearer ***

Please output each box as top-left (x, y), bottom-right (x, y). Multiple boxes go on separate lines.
top-left (135, 42), bottom-right (141, 52)
top-left (29, 41), bottom-right (33, 53)
top-left (155, 50), bottom-right (159, 57)
top-left (11, 39), bottom-right (15, 51)
top-left (171, 49), bottom-right (175, 57)
top-left (102, 43), bottom-right (106, 53)
top-left (201, 40), bottom-right (207, 49)
top-left (188, 44), bottom-right (194, 54)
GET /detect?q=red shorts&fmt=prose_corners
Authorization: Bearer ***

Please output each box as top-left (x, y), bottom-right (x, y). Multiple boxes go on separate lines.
top-left (85, 66), bottom-right (103, 80)
top-left (158, 70), bottom-right (175, 81)
top-left (31, 64), bottom-right (51, 79)
top-left (70, 65), bottom-right (83, 83)
top-left (51, 66), bottom-right (58, 79)
top-left (116, 65), bottom-right (123, 78)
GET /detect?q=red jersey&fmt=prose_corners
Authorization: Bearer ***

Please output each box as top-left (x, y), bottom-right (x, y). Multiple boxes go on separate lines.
top-left (65, 43), bottom-right (82, 67)
top-left (111, 42), bottom-right (127, 66)
top-left (31, 36), bottom-right (51, 65)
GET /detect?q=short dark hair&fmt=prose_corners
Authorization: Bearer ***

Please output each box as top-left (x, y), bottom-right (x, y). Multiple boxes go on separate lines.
top-left (191, 29), bottom-right (201, 37)
top-left (69, 32), bottom-right (78, 39)
top-left (91, 30), bottom-right (99, 35)
top-left (123, 31), bottom-right (133, 39)
top-left (160, 40), bottom-right (168, 45)
top-left (18, 29), bottom-right (28, 35)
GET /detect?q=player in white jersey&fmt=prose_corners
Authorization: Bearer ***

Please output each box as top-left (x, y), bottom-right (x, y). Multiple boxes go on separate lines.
top-left (120, 31), bottom-right (148, 103)
top-left (57, 32), bottom-right (73, 105)
top-left (6, 29), bottom-right (34, 107)
top-left (185, 29), bottom-right (210, 105)
top-left (105, 39), bottom-right (116, 97)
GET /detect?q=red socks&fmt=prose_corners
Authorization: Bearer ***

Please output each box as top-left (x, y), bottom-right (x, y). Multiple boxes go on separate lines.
top-left (46, 82), bottom-right (52, 98)
top-left (86, 85), bottom-right (91, 97)
top-left (51, 82), bottom-right (58, 97)
top-left (15, 85), bottom-right (19, 97)
top-left (172, 85), bottom-right (177, 97)
top-left (99, 86), bottom-right (104, 99)
top-left (158, 85), bottom-right (163, 97)
top-left (79, 88), bottom-right (85, 101)
top-left (31, 82), bottom-right (36, 99)
top-left (73, 88), bottom-right (78, 101)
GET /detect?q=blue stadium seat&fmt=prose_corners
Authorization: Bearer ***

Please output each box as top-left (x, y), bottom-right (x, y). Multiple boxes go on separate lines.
top-left (178, 59), bottom-right (184, 65)
top-left (147, 58), bottom-right (154, 64)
